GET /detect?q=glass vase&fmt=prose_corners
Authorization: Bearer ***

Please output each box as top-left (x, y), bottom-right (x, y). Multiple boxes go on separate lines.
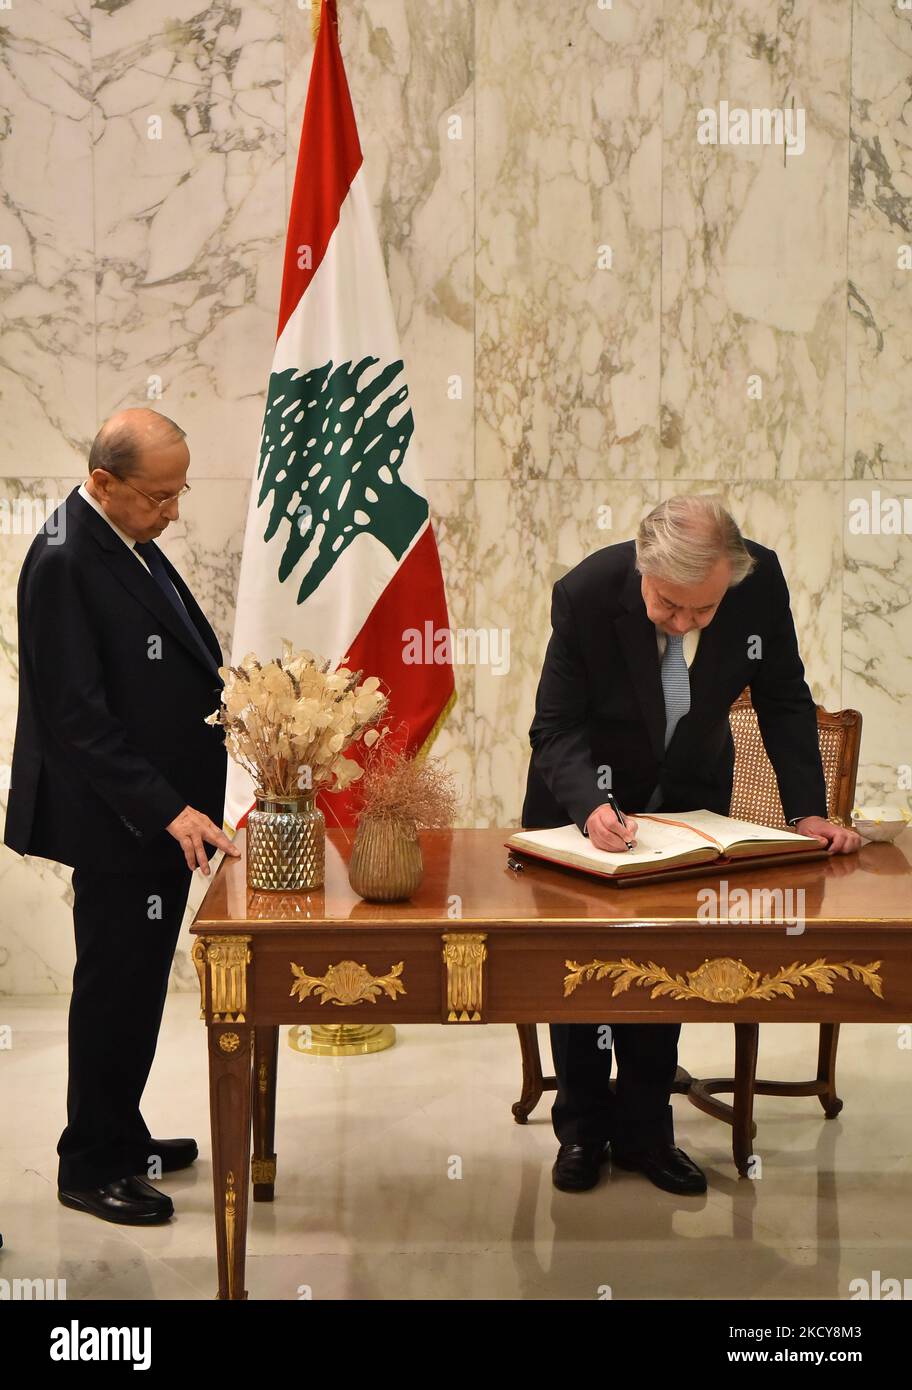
top-left (246, 792), bottom-right (325, 891)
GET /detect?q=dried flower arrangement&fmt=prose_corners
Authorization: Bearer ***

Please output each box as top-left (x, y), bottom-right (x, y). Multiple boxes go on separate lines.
top-left (355, 734), bottom-right (461, 828)
top-left (205, 640), bottom-right (389, 798)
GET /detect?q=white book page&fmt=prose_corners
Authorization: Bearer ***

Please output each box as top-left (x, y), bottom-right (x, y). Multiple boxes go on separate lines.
top-left (640, 809), bottom-right (812, 851)
top-left (507, 819), bottom-right (714, 873)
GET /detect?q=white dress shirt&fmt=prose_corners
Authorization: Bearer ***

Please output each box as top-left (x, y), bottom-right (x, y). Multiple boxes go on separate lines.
top-left (77, 482), bottom-right (187, 609)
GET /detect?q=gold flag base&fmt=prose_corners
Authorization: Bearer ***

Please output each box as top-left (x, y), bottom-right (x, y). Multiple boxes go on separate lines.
top-left (288, 1023), bottom-right (396, 1056)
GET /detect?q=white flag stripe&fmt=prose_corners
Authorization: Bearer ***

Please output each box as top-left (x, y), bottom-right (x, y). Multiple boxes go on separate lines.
top-left (230, 507), bottom-right (429, 672)
top-left (225, 165), bottom-right (436, 831)
top-left (230, 163), bottom-right (431, 672)
top-left (271, 166), bottom-right (427, 499)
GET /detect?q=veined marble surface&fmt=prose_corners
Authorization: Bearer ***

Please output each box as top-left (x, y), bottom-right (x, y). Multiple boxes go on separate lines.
top-left (846, 2), bottom-right (912, 481)
top-left (0, 1), bottom-right (909, 993)
top-left (662, 0), bottom-right (851, 481)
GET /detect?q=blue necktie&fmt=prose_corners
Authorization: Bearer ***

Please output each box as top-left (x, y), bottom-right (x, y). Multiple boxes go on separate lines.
top-left (659, 633), bottom-right (690, 748)
top-left (134, 541), bottom-right (218, 675)
top-left (644, 633), bottom-right (691, 811)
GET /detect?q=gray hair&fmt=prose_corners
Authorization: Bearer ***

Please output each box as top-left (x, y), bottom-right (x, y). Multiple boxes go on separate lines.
top-left (635, 495), bottom-right (756, 587)
top-left (88, 410), bottom-right (187, 480)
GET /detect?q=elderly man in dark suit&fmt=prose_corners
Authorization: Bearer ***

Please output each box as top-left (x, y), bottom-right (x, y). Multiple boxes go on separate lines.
top-left (522, 495), bottom-right (861, 1197)
top-left (5, 407), bottom-right (240, 1225)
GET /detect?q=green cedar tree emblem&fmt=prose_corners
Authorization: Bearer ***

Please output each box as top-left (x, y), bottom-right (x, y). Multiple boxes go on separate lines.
top-left (256, 358), bottom-right (428, 604)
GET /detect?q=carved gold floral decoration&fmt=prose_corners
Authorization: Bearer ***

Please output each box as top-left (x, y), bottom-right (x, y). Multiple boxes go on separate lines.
top-left (563, 955), bottom-right (884, 1004)
top-left (289, 958), bottom-right (406, 1006)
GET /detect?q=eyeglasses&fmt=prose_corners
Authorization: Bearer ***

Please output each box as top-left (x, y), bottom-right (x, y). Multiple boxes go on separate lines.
top-left (117, 476), bottom-right (192, 515)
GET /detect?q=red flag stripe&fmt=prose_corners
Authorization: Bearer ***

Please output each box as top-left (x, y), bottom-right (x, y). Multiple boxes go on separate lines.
top-left (277, 0), bottom-right (363, 340)
top-left (316, 523), bottom-right (455, 826)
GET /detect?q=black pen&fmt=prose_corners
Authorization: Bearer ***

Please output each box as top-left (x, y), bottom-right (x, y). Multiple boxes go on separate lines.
top-left (605, 792), bottom-right (635, 850)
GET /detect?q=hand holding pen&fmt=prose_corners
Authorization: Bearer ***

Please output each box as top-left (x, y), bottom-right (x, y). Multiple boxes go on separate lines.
top-left (585, 794), bottom-right (638, 852)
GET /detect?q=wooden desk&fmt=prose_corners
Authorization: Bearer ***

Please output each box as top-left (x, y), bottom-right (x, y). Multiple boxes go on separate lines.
top-left (190, 826), bottom-right (912, 1300)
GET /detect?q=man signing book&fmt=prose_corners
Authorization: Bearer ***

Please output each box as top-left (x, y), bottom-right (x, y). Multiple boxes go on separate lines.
top-left (521, 495), bottom-right (862, 1196)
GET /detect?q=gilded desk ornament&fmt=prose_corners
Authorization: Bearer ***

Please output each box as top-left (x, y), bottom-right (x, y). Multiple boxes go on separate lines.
top-left (289, 958), bottom-right (406, 1006)
top-left (225, 1172), bottom-right (237, 1301)
top-left (251, 1158), bottom-right (276, 1184)
top-left (204, 937), bottom-right (252, 1022)
top-left (218, 1032), bottom-right (241, 1054)
top-left (191, 938), bottom-right (207, 1018)
top-left (563, 955), bottom-right (884, 1004)
top-left (442, 933), bottom-right (488, 1021)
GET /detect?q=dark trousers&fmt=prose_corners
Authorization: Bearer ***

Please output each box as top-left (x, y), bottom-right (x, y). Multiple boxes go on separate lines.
top-left (57, 863), bottom-right (193, 1190)
top-left (549, 1021), bottom-right (681, 1150)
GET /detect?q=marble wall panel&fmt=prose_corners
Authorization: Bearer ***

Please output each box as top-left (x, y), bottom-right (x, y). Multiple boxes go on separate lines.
top-left (844, 481), bottom-right (912, 807)
top-left (91, 0), bottom-right (286, 476)
top-left (661, 1), bottom-right (851, 480)
top-left (846, 2), bottom-right (912, 481)
top-left (0, 0), bottom-right (95, 475)
top-left (475, 0), bottom-right (664, 482)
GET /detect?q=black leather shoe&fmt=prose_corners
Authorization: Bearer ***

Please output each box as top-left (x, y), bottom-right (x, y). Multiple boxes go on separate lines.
top-left (611, 1143), bottom-right (707, 1195)
top-left (58, 1176), bottom-right (174, 1225)
top-left (140, 1137), bottom-right (199, 1174)
top-left (552, 1142), bottom-right (611, 1192)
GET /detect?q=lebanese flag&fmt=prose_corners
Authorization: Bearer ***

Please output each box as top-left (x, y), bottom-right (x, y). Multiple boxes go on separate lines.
top-left (225, 0), bottom-right (455, 833)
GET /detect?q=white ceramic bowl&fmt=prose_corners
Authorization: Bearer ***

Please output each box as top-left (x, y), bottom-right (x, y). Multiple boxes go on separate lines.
top-left (852, 805), bottom-right (911, 843)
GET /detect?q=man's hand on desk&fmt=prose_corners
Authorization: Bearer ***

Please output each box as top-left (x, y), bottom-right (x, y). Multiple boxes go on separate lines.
top-left (166, 805), bottom-right (242, 875)
top-left (585, 804), bottom-right (638, 852)
top-left (794, 815), bottom-right (863, 855)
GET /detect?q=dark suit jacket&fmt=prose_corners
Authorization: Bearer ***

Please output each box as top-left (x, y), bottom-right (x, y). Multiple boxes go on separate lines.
top-left (4, 488), bottom-right (228, 872)
top-left (521, 538), bottom-right (828, 834)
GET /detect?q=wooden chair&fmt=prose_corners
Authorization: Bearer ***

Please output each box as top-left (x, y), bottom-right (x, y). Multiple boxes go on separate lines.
top-left (512, 688), bottom-right (863, 1175)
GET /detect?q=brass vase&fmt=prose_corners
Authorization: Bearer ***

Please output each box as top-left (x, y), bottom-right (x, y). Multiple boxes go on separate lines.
top-left (246, 792), bottom-right (325, 891)
top-left (348, 814), bottom-right (423, 901)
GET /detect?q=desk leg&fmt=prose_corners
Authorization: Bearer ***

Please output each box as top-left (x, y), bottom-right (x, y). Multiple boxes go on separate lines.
top-left (732, 1023), bottom-right (759, 1178)
top-left (817, 1023), bottom-right (844, 1119)
top-left (208, 1023), bottom-right (252, 1300)
top-left (252, 1026), bottom-right (279, 1202)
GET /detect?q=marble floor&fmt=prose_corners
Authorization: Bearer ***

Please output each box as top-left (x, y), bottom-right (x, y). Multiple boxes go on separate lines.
top-left (0, 994), bottom-right (909, 1301)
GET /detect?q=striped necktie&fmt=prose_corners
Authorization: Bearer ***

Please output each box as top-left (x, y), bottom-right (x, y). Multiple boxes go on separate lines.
top-left (660, 632), bottom-right (690, 748)
top-left (643, 632), bottom-right (691, 812)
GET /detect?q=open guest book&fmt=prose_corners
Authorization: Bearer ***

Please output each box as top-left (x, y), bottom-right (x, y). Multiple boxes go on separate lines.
top-left (504, 810), bottom-right (829, 886)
